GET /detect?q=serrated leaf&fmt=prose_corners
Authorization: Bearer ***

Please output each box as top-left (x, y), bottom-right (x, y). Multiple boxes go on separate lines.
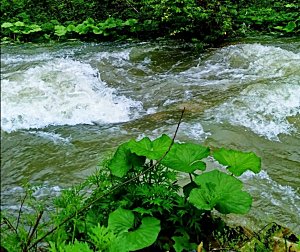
top-left (213, 148), bottom-right (261, 176)
top-left (189, 170), bottom-right (252, 214)
top-left (108, 208), bottom-right (134, 234)
top-left (129, 134), bottom-right (172, 160)
top-left (161, 143), bottom-right (209, 173)
top-left (108, 142), bottom-right (145, 177)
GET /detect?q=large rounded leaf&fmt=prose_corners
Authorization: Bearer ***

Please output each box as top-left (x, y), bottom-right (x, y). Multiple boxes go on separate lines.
top-left (108, 208), bottom-right (160, 252)
top-left (124, 217), bottom-right (160, 251)
top-left (189, 170), bottom-right (252, 214)
top-left (108, 208), bottom-right (134, 234)
top-left (128, 134), bottom-right (172, 160)
top-left (108, 142), bottom-right (145, 177)
top-left (161, 143), bottom-right (209, 173)
top-left (213, 148), bottom-right (261, 176)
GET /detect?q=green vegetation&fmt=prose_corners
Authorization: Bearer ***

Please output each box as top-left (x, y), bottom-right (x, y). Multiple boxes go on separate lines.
top-left (1, 124), bottom-right (299, 251)
top-left (1, 0), bottom-right (299, 43)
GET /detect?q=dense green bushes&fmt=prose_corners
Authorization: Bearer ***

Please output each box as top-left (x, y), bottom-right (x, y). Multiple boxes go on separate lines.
top-left (1, 0), bottom-right (299, 43)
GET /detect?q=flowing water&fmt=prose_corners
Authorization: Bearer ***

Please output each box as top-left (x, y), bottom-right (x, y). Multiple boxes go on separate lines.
top-left (1, 37), bottom-right (300, 233)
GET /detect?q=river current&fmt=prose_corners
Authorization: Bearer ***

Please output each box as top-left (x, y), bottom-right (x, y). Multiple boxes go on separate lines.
top-left (1, 37), bottom-right (300, 233)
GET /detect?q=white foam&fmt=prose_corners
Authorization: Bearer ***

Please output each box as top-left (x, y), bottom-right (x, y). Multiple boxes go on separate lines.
top-left (28, 131), bottom-right (72, 144)
top-left (181, 43), bottom-right (300, 86)
top-left (180, 122), bottom-right (210, 140)
top-left (241, 170), bottom-right (300, 215)
top-left (1, 52), bottom-right (54, 65)
top-left (207, 82), bottom-right (300, 140)
top-left (1, 58), bottom-right (143, 132)
top-left (93, 48), bottom-right (132, 66)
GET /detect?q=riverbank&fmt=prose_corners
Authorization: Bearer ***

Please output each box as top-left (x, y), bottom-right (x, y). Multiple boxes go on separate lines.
top-left (1, 0), bottom-right (299, 44)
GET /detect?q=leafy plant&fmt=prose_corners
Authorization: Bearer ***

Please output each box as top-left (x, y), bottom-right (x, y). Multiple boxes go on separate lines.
top-left (1, 123), bottom-right (267, 252)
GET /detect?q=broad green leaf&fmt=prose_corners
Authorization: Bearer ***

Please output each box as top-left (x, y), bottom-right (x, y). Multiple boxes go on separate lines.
top-left (189, 170), bottom-right (252, 214)
top-left (161, 143), bottom-right (209, 173)
top-left (213, 148), bottom-right (261, 176)
top-left (14, 21), bottom-right (25, 26)
top-left (108, 208), bottom-right (134, 234)
top-left (284, 21), bottom-right (296, 32)
top-left (123, 217), bottom-right (160, 251)
top-left (108, 142), bottom-right (145, 177)
top-left (108, 209), bottom-right (160, 252)
top-left (124, 19), bottom-right (138, 26)
top-left (54, 25), bottom-right (67, 36)
top-left (172, 235), bottom-right (197, 252)
top-left (1, 22), bottom-right (13, 28)
top-left (93, 27), bottom-right (103, 34)
top-left (182, 181), bottom-right (198, 198)
top-left (128, 134), bottom-right (172, 160)
top-left (74, 23), bottom-right (89, 34)
top-left (28, 24), bottom-right (42, 32)
top-left (66, 24), bottom-right (76, 32)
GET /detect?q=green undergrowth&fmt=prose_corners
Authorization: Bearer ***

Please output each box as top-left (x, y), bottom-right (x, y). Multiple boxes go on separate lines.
top-left (1, 0), bottom-right (299, 44)
top-left (1, 129), bottom-right (299, 251)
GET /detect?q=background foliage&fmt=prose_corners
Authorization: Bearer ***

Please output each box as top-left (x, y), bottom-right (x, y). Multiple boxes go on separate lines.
top-left (1, 0), bottom-right (299, 43)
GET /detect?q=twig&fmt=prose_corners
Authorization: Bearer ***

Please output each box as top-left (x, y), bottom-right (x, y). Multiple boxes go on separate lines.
top-left (16, 192), bottom-right (28, 231)
top-left (2, 217), bottom-right (18, 235)
top-left (125, 0), bottom-right (139, 13)
top-left (23, 211), bottom-right (44, 252)
top-left (29, 108), bottom-right (185, 249)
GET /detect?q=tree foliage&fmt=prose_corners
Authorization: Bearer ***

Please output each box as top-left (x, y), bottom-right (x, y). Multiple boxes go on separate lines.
top-left (1, 0), bottom-right (298, 43)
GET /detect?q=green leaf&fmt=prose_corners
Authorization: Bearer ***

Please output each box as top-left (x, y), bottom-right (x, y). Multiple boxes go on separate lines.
top-left (128, 134), bottom-right (172, 160)
top-left (123, 217), bottom-right (160, 251)
top-left (57, 240), bottom-right (93, 252)
top-left (93, 27), bottom-right (103, 34)
top-left (67, 24), bottom-right (76, 32)
top-left (283, 21), bottom-right (296, 32)
top-left (182, 181), bottom-right (198, 198)
top-left (108, 209), bottom-right (160, 252)
top-left (14, 21), bottom-right (25, 26)
top-left (1, 22), bottom-right (13, 28)
top-left (124, 19), bottom-right (138, 26)
top-left (108, 142), bottom-right (145, 177)
top-left (189, 170), bottom-right (252, 214)
top-left (89, 224), bottom-right (116, 251)
top-left (108, 208), bottom-right (134, 234)
top-left (172, 235), bottom-right (197, 252)
top-left (29, 24), bottom-right (42, 32)
top-left (161, 143), bottom-right (209, 173)
top-left (74, 23), bottom-right (89, 34)
top-left (54, 25), bottom-right (67, 36)
top-left (213, 148), bottom-right (261, 176)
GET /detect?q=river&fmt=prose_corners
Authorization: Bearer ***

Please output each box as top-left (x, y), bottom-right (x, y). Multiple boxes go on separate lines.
top-left (1, 37), bottom-right (299, 234)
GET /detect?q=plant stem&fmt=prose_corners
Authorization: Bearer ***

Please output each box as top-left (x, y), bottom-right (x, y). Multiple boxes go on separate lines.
top-left (29, 108), bottom-right (185, 250)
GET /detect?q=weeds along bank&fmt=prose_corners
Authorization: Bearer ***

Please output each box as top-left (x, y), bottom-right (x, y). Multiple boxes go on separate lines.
top-left (2, 131), bottom-right (299, 251)
top-left (1, 0), bottom-right (299, 43)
